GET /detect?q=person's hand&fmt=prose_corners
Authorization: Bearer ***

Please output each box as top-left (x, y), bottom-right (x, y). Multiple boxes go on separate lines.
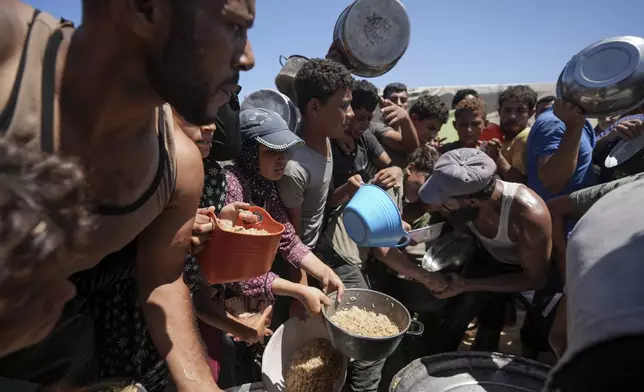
top-left (427, 137), bottom-right (446, 150)
top-left (219, 202), bottom-right (260, 225)
top-left (191, 207), bottom-right (216, 254)
top-left (318, 267), bottom-right (345, 302)
top-left (325, 40), bottom-right (352, 69)
top-left (228, 305), bottom-right (274, 344)
top-left (337, 132), bottom-right (356, 155)
top-left (615, 119), bottom-right (644, 141)
top-left (294, 286), bottom-right (332, 316)
top-left (432, 273), bottom-right (469, 299)
top-left (347, 174), bottom-right (365, 193)
top-left (597, 116), bottom-right (618, 132)
top-left (372, 166), bottom-right (402, 190)
top-left (553, 99), bottom-right (585, 130)
top-left (482, 138), bottom-right (503, 161)
top-left (417, 271), bottom-right (449, 294)
top-left (380, 98), bottom-right (410, 128)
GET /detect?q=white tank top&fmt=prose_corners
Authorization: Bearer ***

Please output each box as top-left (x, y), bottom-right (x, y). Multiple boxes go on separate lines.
top-left (467, 181), bottom-right (521, 265)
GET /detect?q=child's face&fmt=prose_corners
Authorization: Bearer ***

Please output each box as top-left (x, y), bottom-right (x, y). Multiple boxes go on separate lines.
top-left (411, 116), bottom-right (443, 144)
top-left (454, 111), bottom-right (487, 147)
top-left (404, 168), bottom-right (429, 203)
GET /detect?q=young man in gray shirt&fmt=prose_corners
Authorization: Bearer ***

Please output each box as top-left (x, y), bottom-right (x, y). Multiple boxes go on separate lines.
top-left (277, 59), bottom-right (354, 248)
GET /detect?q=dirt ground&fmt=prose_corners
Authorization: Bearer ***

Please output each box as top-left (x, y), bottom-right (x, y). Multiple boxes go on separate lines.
top-left (459, 308), bottom-right (558, 366)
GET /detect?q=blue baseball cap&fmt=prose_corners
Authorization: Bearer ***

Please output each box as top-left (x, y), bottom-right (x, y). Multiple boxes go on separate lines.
top-left (239, 108), bottom-right (304, 152)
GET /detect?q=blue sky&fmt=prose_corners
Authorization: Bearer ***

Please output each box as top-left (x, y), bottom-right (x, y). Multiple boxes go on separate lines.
top-left (29, 0), bottom-right (644, 94)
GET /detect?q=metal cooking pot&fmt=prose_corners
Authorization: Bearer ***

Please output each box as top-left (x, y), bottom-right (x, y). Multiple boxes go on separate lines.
top-left (275, 55), bottom-right (309, 103)
top-left (322, 288), bottom-right (423, 362)
top-left (390, 352), bottom-right (550, 392)
top-left (421, 230), bottom-right (474, 273)
top-left (557, 35), bottom-right (644, 118)
top-left (333, 0), bottom-right (410, 78)
top-left (240, 89), bottom-right (299, 133)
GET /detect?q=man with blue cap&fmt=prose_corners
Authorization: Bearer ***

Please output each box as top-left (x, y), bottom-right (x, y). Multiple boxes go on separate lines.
top-left (418, 148), bottom-right (552, 354)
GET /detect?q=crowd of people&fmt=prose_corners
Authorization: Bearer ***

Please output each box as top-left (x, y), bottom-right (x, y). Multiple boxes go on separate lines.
top-left (0, 1), bottom-right (643, 392)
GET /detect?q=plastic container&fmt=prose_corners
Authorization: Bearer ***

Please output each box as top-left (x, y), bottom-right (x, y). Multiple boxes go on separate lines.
top-left (197, 206), bottom-right (285, 284)
top-left (343, 185), bottom-right (410, 248)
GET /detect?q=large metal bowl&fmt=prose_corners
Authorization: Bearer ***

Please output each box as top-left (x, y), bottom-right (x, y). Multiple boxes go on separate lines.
top-left (322, 288), bottom-right (423, 362)
top-left (557, 36), bottom-right (644, 118)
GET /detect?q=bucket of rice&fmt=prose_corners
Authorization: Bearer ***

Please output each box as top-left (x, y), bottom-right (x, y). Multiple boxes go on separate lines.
top-left (322, 288), bottom-right (424, 362)
top-left (261, 316), bottom-right (348, 392)
top-left (197, 205), bottom-right (285, 284)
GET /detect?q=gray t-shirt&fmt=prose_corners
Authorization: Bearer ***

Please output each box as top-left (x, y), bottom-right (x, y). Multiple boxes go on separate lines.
top-left (277, 143), bottom-right (333, 248)
top-left (546, 178), bottom-right (644, 387)
top-left (369, 122), bottom-right (407, 169)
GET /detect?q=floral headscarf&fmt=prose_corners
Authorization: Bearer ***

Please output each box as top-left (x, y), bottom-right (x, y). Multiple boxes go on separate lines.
top-left (232, 138), bottom-right (279, 207)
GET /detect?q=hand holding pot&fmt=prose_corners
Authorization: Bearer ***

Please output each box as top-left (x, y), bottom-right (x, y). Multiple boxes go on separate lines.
top-left (191, 207), bottom-right (216, 254)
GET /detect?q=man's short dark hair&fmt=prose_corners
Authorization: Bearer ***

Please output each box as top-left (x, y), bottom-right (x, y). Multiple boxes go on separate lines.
top-left (452, 88), bottom-right (480, 109)
top-left (383, 82), bottom-right (408, 100)
top-left (409, 94), bottom-right (449, 124)
top-left (294, 58), bottom-right (354, 114)
top-left (0, 138), bottom-right (93, 271)
top-left (406, 145), bottom-right (441, 175)
top-left (537, 95), bottom-right (556, 107)
top-left (351, 80), bottom-right (379, 113)
top-left (498, 85), bottom-right (538, 110)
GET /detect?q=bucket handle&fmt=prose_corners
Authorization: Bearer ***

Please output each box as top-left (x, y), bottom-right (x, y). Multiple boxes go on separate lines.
top-left (396, 233), bottom-right (411, 248)
top-left (406, 319), bottom-right (424, 336)
top-left (279, 55), bottom-right (288, 67)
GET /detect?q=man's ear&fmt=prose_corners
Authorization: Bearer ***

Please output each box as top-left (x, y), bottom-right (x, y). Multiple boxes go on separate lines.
top-left (125, 0), bottom-right (167, 39)
top-left (307, 98), bottom-right (320, 118)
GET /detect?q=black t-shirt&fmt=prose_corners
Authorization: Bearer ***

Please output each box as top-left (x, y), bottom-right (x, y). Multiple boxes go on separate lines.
top-left (331, 130), bottom-right (384, 189)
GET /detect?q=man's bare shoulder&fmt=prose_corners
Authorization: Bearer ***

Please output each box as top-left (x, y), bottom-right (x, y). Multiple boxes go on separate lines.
top-left (513, 184), bottom-right (551, 229)
top-left (170, 123), bottom-right (205, 205)
top-left (0, 2), bottom-right (35, 65)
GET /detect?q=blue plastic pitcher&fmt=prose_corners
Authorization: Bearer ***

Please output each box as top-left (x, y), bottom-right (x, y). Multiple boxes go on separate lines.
top-left (343, 184), bottom-right (410, 248)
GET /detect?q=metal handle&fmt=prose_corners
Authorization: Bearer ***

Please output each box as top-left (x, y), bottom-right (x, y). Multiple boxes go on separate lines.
top-left (406, 319), bottom-right (424, 336)
top-left (279, 55), bottom-right (288, 66)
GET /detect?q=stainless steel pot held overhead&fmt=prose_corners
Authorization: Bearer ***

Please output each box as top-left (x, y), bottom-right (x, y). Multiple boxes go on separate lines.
top-left (557, 36), bottom-right (644, 118)
top-left (333, 0), bottom-right (410, 78)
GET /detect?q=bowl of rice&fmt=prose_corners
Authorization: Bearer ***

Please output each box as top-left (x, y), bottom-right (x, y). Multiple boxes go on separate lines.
top-left (262, 316), bottom-right (348, 392)
top-left (322, 288), bottom-right (424, 362)
top-left (197, 205), bottom-right (285, 284)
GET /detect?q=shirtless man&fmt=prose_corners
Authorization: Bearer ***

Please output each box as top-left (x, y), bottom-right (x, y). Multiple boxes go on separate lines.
top-left (418, 148), bottom-right (552, 353)
top-left (0, 1), bottom-right (254, 390)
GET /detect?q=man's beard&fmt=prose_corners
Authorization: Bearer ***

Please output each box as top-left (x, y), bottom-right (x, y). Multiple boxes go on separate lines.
top-left (501, 121), bottom-right (522, 137)
top-left (445, 206), bottom-right (480, 230)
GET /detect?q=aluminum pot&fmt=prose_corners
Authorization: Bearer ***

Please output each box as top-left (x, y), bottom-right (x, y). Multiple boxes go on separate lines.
top-left (333, 0), bottom-right (410, 78)
top-left (557, 35), bottom-right (644, 118)
top-left (240, 89), bottom-right (299, 133)
top-left (322, 288), bottom-right (423, 362)
top-left (389, 352), bottom-right (550, 392)
top-left (274, 55), bottom-right (309, 103)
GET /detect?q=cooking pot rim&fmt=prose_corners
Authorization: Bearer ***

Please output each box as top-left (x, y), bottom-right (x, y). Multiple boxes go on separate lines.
top-left (323, 288), bottom-right (412, 341)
